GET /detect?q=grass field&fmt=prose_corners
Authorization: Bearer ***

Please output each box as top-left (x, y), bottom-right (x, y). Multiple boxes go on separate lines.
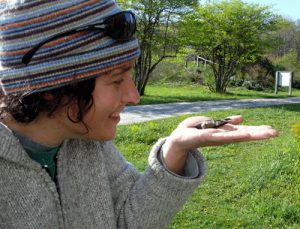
top-left (114, 104), bottom-right (300, 228)
top-left (139, 84), bottom-right (300, 105)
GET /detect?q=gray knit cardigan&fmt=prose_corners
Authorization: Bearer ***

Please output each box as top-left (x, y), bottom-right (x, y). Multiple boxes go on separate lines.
top-left (0, 123), bottom-right (206, 229)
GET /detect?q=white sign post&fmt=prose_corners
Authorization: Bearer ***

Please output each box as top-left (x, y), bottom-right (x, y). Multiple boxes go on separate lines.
top-left (275, 71), bottom-right (293, 95)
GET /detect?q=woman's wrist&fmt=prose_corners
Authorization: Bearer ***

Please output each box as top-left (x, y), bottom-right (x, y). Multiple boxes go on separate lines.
top-left (162, 138), bottom-right (189, 175)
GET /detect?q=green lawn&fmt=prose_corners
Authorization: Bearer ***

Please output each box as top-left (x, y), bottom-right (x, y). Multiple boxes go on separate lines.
top-left (114, 104), bottom-right (300, 228)
top-left (139, 84), bottom-right (300, 105)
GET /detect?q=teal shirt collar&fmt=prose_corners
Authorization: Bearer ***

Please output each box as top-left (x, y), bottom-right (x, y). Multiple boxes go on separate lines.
top-left (13, 130), bottom-right (61, 182)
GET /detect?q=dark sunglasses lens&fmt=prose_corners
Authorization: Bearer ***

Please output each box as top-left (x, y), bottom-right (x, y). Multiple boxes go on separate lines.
top-left (106, 12), bottom-right (136, 41)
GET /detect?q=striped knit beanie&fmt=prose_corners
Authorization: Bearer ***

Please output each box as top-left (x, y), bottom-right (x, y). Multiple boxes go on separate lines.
top-left (0, 0), bottom-right (140, 94)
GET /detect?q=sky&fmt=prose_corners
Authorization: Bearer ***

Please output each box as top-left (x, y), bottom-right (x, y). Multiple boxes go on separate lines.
top-left (244, 0), bottom-right (300, 21)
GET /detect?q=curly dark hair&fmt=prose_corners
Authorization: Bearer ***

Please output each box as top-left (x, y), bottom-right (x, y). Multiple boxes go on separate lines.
top-left (0, 77), bottom-right (96, 124)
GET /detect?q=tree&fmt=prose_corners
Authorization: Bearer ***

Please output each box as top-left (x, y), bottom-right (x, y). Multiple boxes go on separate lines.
top-left (118, 0), bottom-right (198, 95)
top-left (267, 19), bottom-right (300, 81)
top-left (271, 19), bottom-right (300, 59)
top-left (180, 0), bottom-right (280, 93)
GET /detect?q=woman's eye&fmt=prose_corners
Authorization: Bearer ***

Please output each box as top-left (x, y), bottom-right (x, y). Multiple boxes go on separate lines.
top-left (113, 79), bottom-right (124, 85)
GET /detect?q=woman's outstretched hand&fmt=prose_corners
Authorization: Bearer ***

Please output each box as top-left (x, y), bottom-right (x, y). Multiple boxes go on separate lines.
top-left (162, 115), bottom-right (278, 174)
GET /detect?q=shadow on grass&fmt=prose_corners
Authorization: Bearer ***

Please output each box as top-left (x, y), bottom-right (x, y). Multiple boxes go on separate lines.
top-left (225, 92), bottom-right (282, 98)
top-left (267, 103), bottom-right (300, 112)
top-left (139, 95), bottom-right (238, 105)
top-left (139, 93), bottom-right (294, 105)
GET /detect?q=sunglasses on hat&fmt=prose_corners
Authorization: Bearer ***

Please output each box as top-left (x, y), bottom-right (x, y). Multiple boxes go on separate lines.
top-left (22, 10), bottom-right (136, 65)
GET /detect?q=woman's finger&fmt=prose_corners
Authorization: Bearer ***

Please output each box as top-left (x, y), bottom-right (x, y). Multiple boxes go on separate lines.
top-left (225, 115), bottom-right (243, 125)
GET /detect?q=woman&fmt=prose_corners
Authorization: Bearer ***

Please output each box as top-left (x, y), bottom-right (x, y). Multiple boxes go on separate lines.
top-left (0, 0), bottom-right (277, 228)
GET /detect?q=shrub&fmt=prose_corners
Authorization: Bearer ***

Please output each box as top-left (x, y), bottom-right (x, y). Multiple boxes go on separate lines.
top-left (242, 80), bottom-right (254, 90)
top-left (228, 78), bottom-right (244, 87)
top-left (254, 83), bottom-right (264, 91)
top-left (203, 66), bottom-right (216, 91)
top-left (293, 81), bottom-right (300, 89)
top-left (149, 61), bottom-right (206, 86)
top-left (239, 57), bottom-right (275, 89)
top-left (149, 61), bottom-right (182, 82)
top-left (242, 81), bottom-right (264, 91)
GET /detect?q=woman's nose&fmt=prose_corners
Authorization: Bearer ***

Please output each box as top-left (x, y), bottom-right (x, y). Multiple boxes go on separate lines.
top-left (122, 76), bottom-right (140, 105)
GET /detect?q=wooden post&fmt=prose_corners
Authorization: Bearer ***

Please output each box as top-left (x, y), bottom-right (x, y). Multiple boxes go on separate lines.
top-left (274, 71), bottom-right (278, 94)
top-left (289, 72), bottom-right (294, 96)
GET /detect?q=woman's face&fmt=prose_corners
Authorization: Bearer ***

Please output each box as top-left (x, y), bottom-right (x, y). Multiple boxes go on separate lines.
top-left (64, 60), bottom-right (140, 141)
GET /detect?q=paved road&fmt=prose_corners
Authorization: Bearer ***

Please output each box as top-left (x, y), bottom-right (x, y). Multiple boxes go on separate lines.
top-left (119, 97), bottom-right (300, 125)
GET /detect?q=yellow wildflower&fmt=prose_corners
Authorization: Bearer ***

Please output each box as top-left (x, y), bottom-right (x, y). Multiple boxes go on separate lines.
top-left (292, 123), bottom-right (300, 135)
